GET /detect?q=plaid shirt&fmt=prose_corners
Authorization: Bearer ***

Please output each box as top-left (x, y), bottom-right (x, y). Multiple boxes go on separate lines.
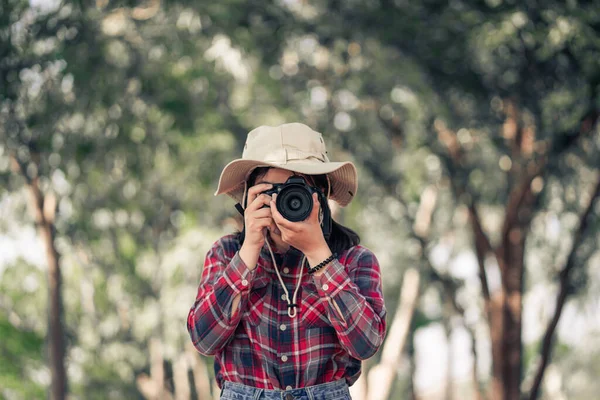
top-left (187, 234), bottom-right (387, 390)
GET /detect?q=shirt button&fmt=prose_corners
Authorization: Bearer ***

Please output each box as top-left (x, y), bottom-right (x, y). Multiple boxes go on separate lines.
top-left (281, 294), bottom-right (287, 301)
top-left (283, 267), bottom-right (290, 274)
top-left (280, 324), bottom-right (287, 331)
top-left (241, 279), bottom-right (248, 286)
top-left (286, 386), bottom-right (293, 391)
top-left (281, 355), bottom-right (288, 362)
top-left (322, 283), bottom-right (329, 291)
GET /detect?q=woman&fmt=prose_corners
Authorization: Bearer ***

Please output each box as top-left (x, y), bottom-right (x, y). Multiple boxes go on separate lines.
top-left (187, 123), bottom-right (386, 400)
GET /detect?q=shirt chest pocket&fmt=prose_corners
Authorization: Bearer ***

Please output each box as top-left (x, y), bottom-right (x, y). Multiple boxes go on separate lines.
top-left (300, 286), bottom-right (332, 328)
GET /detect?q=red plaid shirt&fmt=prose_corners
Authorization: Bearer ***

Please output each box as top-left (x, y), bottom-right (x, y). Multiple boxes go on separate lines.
top-left (187, 234), bottom-right (386, 389)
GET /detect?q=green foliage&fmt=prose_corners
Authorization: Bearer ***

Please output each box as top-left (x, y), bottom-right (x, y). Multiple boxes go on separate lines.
top-left (0, 314), bottom-right (45, 399)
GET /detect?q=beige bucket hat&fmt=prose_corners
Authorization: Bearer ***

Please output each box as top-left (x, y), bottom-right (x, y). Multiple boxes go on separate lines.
top-left (215, 123), bottom-right (358, 206)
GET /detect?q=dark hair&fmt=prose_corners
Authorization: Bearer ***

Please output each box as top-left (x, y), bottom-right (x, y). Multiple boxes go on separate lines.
top-left (236, 167), bottom-right (360, 255)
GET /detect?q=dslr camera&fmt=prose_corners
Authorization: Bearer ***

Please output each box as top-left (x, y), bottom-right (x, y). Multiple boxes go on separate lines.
top-left (262, 176), bottom-right (332, 239)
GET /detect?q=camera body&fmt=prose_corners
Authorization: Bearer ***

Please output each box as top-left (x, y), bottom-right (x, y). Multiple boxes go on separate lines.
top-left (262, 176), bottom-right (332, 239)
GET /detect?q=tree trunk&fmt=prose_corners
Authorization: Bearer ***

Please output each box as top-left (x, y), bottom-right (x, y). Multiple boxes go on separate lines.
top-left (408, 330), bottom-right (418, 400)
top-left (367, 268), bottom-right (420, 400)
top-left (469, 325), bottom-right (484, 400)
top-left (186, 343), bottom-right (212, 400)
top-left (500, 245), bottom-right (525, 400)
top-left (137, 338), bottom-right (173, 400)
top-left (527, 176), bottom-right (600, 400)
top-left (497, 176), bottom-right (533, 400)
top-left (485, 224), bottom-right (527, 400)
top-left (212, 381), bottom-right (220, 400)
top-left (11, 153), bottom-right (67, 400)
top-left (173, 354), bottom-right (191, 400)
top-left (488, 293), bottom-right (504, 400)
top-left (348, 370), bottom-right (367, 400)
top-left (28, 181), bottom-right (67, 400)
top-left (43, 221), bottom-right (67, 400)
top-left (444, 309), bottom-right (453, 400)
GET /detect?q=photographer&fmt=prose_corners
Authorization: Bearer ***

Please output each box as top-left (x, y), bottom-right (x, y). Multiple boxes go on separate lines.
top-left (187, 123), bottom-right (387, 400)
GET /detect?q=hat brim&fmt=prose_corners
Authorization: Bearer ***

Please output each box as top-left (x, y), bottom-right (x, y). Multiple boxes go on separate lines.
top-left (214, 159), bottom-right (358, 207)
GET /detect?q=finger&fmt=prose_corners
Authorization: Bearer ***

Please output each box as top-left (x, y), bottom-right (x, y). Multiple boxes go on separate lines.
top-left (267, 217), bottom-right (281, 235)
top-left (246, 183), bottom-right (273, 206)
top-left (250, 207), bottom-right (273, 219)
top-left (248, 183), bottom-right (273, 197)
top-left (255, 218), bottom-right (274, 228)
top-left (247, 217), bottom-right (274, 232)
top-left (271, 194), bottom-right (299, 232)
top-left (246, 194), bottom-right (273, 212)
top-left (308, 192), bottom-right (320, 222)
top-left (266, 221), bottom-right (280, 235)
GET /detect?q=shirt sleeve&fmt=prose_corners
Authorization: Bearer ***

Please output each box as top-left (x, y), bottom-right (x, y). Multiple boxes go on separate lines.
top-left (312, 247), bottom-right (387, 360)
top-left (187, 239), bottom-right (256, 356)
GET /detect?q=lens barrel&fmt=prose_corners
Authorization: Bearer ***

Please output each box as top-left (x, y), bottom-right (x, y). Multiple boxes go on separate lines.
top-left (276, 183), bottom-right (313, 222)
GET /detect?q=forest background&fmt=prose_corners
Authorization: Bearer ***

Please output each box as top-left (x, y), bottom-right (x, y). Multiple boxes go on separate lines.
top-left (1, 1), bottom-right (600, 399)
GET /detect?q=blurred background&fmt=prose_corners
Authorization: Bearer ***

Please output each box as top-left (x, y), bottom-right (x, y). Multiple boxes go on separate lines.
top-left (1, 0), bottom-right (599, 399)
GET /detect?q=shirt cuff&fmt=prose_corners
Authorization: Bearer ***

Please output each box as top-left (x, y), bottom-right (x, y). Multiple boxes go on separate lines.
top-left (313, 259), bottom-right (351, 299)
top-left (222, 252), bottom-right (256, 295)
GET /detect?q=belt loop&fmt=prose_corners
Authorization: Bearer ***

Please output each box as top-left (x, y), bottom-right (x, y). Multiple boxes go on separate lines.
top-left (253, 388), bottom-right (263, 400)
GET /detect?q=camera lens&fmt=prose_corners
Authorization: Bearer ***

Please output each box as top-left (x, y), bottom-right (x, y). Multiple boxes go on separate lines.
top-left (289, 196), bottom-right (302, 211)
top-left (277, 185), bottom-right (313, 222)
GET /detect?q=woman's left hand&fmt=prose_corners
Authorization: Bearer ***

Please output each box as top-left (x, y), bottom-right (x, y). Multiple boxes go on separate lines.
top-left (270, 193), bottom-right (332, 263)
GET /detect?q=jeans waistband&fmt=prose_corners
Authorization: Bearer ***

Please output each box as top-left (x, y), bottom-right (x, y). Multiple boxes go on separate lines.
top-left (221, 379), bottom-right (350, 400)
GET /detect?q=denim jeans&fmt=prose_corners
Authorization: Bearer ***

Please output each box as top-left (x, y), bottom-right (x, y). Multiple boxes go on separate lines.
top-left (220, 379), bottom-right (352, 400)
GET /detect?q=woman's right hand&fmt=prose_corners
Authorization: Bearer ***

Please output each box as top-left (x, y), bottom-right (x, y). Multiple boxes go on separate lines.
top-left (239, 183), bottom-right (275, 269)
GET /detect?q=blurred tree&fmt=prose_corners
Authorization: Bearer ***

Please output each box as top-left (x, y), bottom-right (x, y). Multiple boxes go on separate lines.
top-left (2, 1), bottom-right (600, 400)
top-left (1, 1), bottom-right (246, 399)
top-left (1, 2), bottom-right (85, 397)
top-left (208, 0), bottom-right (600, 399)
